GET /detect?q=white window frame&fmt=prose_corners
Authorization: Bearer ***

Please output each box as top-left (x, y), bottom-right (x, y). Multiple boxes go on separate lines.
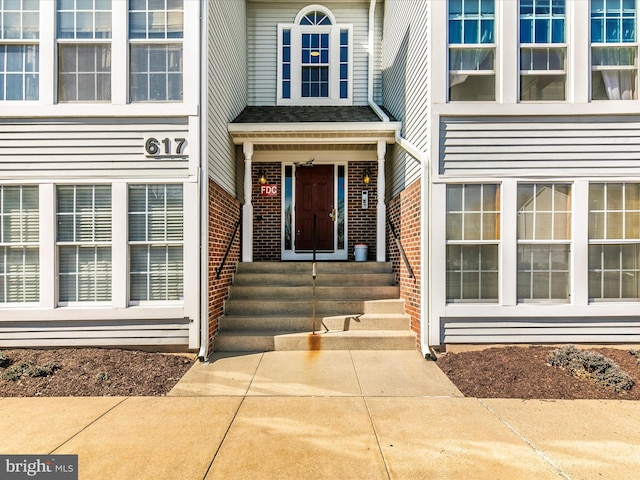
top-left (277, 5), bottom-right (353, 105)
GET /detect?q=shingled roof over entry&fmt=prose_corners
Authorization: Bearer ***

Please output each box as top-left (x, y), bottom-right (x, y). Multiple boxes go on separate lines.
top-left (232, 106), bottom-right (394, 123)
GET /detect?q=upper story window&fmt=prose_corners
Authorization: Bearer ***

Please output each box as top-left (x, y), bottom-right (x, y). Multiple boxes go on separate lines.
top-left (591, 0), bottom-right (637, 100)
top-left (448, 0), bottom-right (495, 101)
top-left (520, 0), bottom-right (566, 101)
top-left (0, 0), bottom-right (39, 101)
top-left (129, 0), bottom-right (183, 102)
top-left (278, 5), bottom-right (352, 105)
top-left (57, 0), bottom-right (112, 102)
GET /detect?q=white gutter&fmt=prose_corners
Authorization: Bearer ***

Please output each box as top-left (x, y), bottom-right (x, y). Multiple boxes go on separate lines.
top-left (368, 0), bottom-right (433, 357)
top-left (198, 0), bottom-right (209, 361)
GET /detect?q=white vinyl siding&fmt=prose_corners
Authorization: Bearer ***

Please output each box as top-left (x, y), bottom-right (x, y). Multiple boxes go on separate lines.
top-left (439, 116), bottom-right (640, 177)
top-left (207, 0), bottom-right (246, 195)
top-left (247, 2), bottom-right (372, 106)
top-left (0, 118), bottom-right (189, 179)
top-left (0, 185), bottom-right (38, 303)
top-left (382, 0), bottom-right (428, 197)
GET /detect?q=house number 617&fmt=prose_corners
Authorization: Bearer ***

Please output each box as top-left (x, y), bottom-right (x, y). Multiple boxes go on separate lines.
top-left (144, 137), bottom-right (187, 156)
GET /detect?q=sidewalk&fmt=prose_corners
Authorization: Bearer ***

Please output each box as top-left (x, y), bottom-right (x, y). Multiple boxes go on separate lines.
top-left (2, 350), bottom-right (640, 479)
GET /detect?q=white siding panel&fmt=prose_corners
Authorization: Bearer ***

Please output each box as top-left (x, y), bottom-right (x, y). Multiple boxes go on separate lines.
top-left (440, 116), bottom-right (640, 177)
top-left (382, 0), bottom-right (428, 197)
top-left (0, 118), bottom-right (189, 180)
top-left (247, 2), bottom-right (371, 106)
top-left (443, 318), bottom-right (640, 344)
top-left (0, 319), bottom-right (190, 348)
top-left (208, 0), bottom-right (247, 195)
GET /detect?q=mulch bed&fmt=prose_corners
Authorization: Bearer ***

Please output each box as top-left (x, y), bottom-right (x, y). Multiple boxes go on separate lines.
top-left (0, 348), bottom-right (195, 397)
top-left (436, 345), bottom-right (640, 400)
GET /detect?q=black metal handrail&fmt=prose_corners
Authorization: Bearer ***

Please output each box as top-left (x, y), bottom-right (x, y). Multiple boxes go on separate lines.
top-left (215, 218), bottom-right (241, 280)
top-left (387, 215), bottom-right (415, 280)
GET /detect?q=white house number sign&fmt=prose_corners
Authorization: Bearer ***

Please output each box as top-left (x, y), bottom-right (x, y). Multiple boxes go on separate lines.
top-left (144, 136), bottom-right (188, 157)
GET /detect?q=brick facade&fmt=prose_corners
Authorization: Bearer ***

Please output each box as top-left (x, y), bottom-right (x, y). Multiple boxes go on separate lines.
top-left (251, 161), bottom-right (378, 260)
top-left (387, 179), bottom-right (422, 352)
top-left (208, 179), bottom-right (241, 352)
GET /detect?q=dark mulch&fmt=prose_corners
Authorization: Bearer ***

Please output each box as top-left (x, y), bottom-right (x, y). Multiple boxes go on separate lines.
top-left (0, 348), bottom-right (195, 397)
top-left (436, 345), bottom-right (640, 400)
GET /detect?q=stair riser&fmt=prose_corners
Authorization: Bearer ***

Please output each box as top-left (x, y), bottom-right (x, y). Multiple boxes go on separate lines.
top-left (229, 286), bottom-right (400, 300)
top-left (236, 262), bottom-right (393, 275)
top-left (224, 300), bottom-right (365, 316)
top-left (232, 273), bottom-right (397, 287)
top-left (220, 315), bottom-right (410, 332)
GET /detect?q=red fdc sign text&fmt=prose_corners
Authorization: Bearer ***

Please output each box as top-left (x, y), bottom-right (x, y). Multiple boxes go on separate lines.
top-left (260, 184), bottom-right (278, 196)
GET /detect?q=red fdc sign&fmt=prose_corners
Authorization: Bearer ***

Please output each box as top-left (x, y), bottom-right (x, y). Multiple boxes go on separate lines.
top-left (260, 184), bottom-right (278, 196)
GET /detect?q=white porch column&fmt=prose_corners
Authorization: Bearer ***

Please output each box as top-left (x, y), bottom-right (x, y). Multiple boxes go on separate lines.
top-left (376, 140), bottom-right (386, 262)
top-left (242, 142), bottom-right (254, 262)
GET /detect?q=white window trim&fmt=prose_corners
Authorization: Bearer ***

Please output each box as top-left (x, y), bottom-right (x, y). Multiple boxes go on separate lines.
top-left (277, 13), bottom-right (353, 105)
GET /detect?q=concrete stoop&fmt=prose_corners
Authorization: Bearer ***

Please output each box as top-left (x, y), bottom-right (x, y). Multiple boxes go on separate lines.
top-left (215, 262), bottom-right (416, 352)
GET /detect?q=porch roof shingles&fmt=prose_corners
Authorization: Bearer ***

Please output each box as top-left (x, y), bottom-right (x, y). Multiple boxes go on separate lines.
top-left (231, 106), bottom-right (395, 123)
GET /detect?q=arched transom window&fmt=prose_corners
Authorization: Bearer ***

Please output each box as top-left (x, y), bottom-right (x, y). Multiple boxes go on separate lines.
top-left (278, 5), bottom-right (352, 105)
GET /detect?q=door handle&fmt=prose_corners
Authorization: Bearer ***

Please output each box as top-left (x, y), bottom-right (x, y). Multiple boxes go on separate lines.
top-left (329, 209), bottom-right (337, 222)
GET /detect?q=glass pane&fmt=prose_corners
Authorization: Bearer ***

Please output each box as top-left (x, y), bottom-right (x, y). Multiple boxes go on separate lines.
top-left (607, 211), bottom-right (624, 238)
top-left (532, 272), bottom-right (550, 298)
top-left (480, 271), bottom-right (498, 299)
top-left (464, 184), bottom-right (482, 210)
top-left (607, 183), bottom-right (624, 209)
top-left (463, 212), bottom-right (481, 240)
top-left (462, 272), bottom-right (479, 299)
top-left (626, 211), bottom-right (640, 238)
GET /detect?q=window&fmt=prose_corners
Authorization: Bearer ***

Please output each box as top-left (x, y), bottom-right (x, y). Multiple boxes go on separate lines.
top-left (0, 186), bottom-right (38, 303)
top-left (128, 184), bottom-right (183, 303)
top-left (517, 184), bottom-right (571, 301)
top-left (520, 0), bottom-right (566, 101)
top-left (129, 0), bottom-right (183, 102)
top-left (278, 6), bottom-right (352, 104)
top-left (56, 185), bottom-right (112, 303)
top-left (446, 184), bottom-right (500, 302)
top-left (589, 183), bottom-right (640, 300)
top-left (591, 0), bottom-right (637, 100)
top-left (448, 0), bottom-right (495, 101)
top-left (57, 0), bottom-right (111, 102)
top-left (0, 0), bottom-right (38, 100)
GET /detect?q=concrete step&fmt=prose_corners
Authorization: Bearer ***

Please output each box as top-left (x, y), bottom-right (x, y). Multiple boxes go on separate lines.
top-left (220, 314), bottom-right (410, 332)
top-left (236, 261), bottom-right (394, 275)
top-left (224, 299), bottom-right (366, 317)
top-left (228, 285), bottom-right (400, 300)
top-left (214, 330), bottom-right (417, 352)
top-left (364, 299), bottom-right (406, 315)
top-left (232, 272), bottom-right (397, 287)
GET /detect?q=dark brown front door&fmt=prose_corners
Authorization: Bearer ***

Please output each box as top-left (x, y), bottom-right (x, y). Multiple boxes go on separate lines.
top-left (295, 165), bottom-right (334, 251)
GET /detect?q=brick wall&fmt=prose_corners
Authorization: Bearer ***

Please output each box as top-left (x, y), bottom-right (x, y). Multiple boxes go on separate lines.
top-left (252, 162), bottom-right (282, 261)
top-left (208, 179), bottom-right (241, 353)
top-left (348, 161), bottom-right (377, 260)
top-left (387, 178), bottom-right (422, 352)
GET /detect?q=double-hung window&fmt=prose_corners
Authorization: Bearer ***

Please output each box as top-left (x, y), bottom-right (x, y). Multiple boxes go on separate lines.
top-left (520, 0), bottom-right (566, 101)
top-left (517, 184), bottom-right (571, 301)
top-left (56, 185), bottom-right (112, 304)
top-left (0, 186), bottom-right (38, 303)
top-left (57, 0), bottom-right (112, 102)
top-left (591, 0), bottom-right (637, 100)
top-left (589, 183), bottom-right (640, 300)
top-left (129, 0), bottom-right (183, 102)
top-left (278, 6), bottom-right (352, 105)
top-left (446, 184), bottom-right (500, 302)
top-left (0, 0), bottom-right (38, 101)
top-left (128, 184), bottom-right (183, 303)
top-left (448, 0), bottom-right (495, 101)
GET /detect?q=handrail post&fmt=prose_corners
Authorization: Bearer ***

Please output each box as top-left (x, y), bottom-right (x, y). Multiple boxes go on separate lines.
top-left (312, 214), bottom-right (317, 334)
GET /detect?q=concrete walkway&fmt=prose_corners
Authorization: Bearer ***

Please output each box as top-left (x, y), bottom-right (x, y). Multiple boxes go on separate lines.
top-left (2, 350), bottom-right (640, 479)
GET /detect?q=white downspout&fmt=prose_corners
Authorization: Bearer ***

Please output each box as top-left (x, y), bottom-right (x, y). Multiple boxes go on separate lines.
top-left (198, 0), bottom-right (209, 361)
top-left (368, 0), bottom-right (433, 356)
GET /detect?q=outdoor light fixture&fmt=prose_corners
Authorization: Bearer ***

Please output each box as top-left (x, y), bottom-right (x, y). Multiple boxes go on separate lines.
top-left (258, 170), bottom-right (267, 185)
top-left (363, 170), bottom-right (371, 185)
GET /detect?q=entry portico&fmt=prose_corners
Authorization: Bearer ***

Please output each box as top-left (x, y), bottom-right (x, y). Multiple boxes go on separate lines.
top-left (228, 106), bottom-right (401, 263)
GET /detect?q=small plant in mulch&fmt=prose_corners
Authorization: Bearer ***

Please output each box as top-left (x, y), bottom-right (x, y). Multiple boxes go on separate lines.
top-left (96, 372), bottom-right (110, 383)
top-left (1, 361), bottom-right (60, 382)
top-left (629, 350), bottom-right (640, 364)
top-left (0, 353), bottom-right (10, 369)
top-left (548, 345), bottom-right (634, 393)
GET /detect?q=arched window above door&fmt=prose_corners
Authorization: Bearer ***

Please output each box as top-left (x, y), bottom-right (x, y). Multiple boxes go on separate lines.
top-left (278, 5), bottom-right (352, 105)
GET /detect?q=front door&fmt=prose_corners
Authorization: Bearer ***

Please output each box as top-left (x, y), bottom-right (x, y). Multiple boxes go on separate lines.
top-left (295, 165), bottom-right (334, 251)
